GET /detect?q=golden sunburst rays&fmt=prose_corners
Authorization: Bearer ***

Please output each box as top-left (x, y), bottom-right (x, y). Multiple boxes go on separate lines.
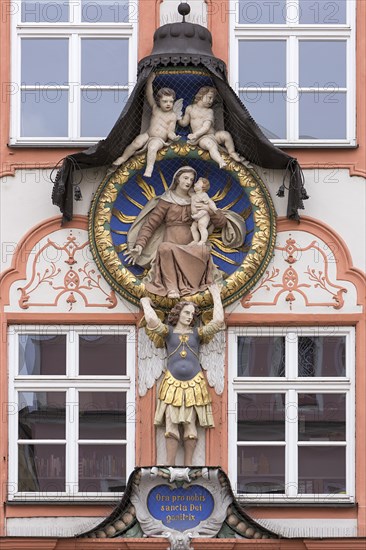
top-left (115, 242), bottom-right (128, 253)
top-left (136, 174), bottom-right (156, 201)
top-left (208, 235), bottom-right (241, 254)
top-left (211, 177), bottom-right (231, 202)
top-left (111, 209), bottom-right (137, 224)
top-left (209, 235), bottom-right (243, 266)
top-left (121, 189), bottom-right (144, 209)
top-left (222, 191), bottom-right (246, 211)
top-left (239, 205), bottom-right (252, 220)
top-left (211, 249), bottom-right (242, 266)
top-left (111, 229), bottom-right (128, 235)
top-left (158, 166), bottom-right (169, 191)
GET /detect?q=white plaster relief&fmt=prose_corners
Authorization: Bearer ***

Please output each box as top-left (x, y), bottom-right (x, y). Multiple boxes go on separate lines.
top-left (5, 227), bottom-right (138, 314)
top-left (227, 230), bottom-right (362, 315)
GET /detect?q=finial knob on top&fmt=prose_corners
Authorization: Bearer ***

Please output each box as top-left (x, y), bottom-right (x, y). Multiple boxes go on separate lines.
top-left (178, 2), bottom-right (191, 21)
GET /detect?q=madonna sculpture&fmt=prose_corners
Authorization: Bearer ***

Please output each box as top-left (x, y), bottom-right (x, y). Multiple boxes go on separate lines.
top-left (125, 166), bottom-right (246, 299)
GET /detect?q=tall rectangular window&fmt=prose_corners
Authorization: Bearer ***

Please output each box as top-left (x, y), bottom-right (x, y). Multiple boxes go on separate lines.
top-left (230, 0), bottom-right (356, 146)
top-left (228, 327), bottom-right (355, 503)
top-left (8, 325), bottom-right (135, 500)
top-left (11, 0), bottom-right (137, 145)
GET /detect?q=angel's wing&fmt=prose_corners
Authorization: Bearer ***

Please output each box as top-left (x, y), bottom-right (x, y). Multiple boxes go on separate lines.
top-left (138, 327), bottom-right (167, 396)
top-left (199, 330), bottom-right (225, 395)
top-left (173, 98), bottom-right (184, 120)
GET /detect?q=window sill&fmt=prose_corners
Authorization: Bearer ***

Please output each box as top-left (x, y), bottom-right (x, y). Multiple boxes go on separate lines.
top-left (236, 496), bottom-right (355, 507)
top-left (276, 143), bottom-right (358, 150)
top-left (7, 496), bottom-right (123, 505)
top-left (8, 140), bottom-right (359, 150)
top-left (8, 141), bottom-right (99, 149)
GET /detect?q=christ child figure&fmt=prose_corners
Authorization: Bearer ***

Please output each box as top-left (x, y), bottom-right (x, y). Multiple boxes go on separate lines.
top-left (179, 86), bottom-right (242, 169)
top-left (190, 177), bottom-right (217, 245)
top-left (111, 73), bottom-right (181, 177)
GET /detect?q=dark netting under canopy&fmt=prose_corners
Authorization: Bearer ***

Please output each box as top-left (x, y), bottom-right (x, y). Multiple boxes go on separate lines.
top-left (51, 20), bottom-right (308, 223)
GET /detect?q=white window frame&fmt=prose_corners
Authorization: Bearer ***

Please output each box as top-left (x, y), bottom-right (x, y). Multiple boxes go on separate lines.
top-left (10, 0), bottom-right (138, 146)
top-left (229, 0), bottom-right (356, 147)
top-left (228, 326), bottom-right (355, 504)
top-left (8, 324), bottom-right (136, 501)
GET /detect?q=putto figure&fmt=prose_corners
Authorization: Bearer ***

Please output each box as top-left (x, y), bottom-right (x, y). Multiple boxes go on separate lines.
top-left (140, 284), bottom-right (224, 466)
top-left (110, 73), bottom-right (182, 177)
top-left (179, 86), bottom-right (243, 168)
top-left (190, 177), bottom-right (217, 245)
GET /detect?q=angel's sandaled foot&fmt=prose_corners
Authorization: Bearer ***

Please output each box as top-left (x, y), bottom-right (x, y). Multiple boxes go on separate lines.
top-left (167, 289), bottom-right (180, 299)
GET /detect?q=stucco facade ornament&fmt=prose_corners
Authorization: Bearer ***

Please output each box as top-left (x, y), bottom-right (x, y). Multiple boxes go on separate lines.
top-left (238, 229), bottom-right (361, 313)
top-left (80, 467), bottom-right (277, 542)
top-left (8, 228), bottom-right (118, 312)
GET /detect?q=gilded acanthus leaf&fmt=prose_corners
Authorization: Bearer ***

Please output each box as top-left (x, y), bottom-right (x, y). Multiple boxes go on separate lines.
top-left (170, 142), bottom-right (192, 156)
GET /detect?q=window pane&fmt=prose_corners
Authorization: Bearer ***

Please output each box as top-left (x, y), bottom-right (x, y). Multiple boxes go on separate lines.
top-left (81, 39), bottom-right (128, 85)
top-left (298, 336), bottom-right (346, 376)
top-left (299, 0), bottom-right (346, 24)
top-left (298, 447), bottom-right (346, 494)
top-left (18, 335), bottom-right (66, 375)
top-left (237, 446), bottom-right (285, 494)
top-left (82, 0), bottom-right (129, 22)
top-left (237, 336), bottom-right (285, 377)
top-left (238, 394), bottom-right (285, 441)
top-left (21, 0), bottom-right (69, 22)
top-left (240, 91), bottom-right (286, 139)
top-left (81, 89), bottom-right (128, 137)
top-left (21, 38), bottom-right (68, 85)
top-left (79, 445), bottom-right (126, 492)
top-left (21, 90), bottom-right (69, 137)
top-left (238, 0), bottom-right (286, 24)
top-left (239, 41), bottom-right (286, 87)
top-left (299, 41), bottom-right (346, 88)
top-left (79, 392), bottom-right (126, 439)
top-left (298, 394), bottom-right (346, 441)
top-left (19, 392), bottom-right (66, 439)
top-left (79, 334), bottom-right (127, 375)
top-left (299, 92), bottom-right (346, 139)
top-left (18, 444), bottom-right (65, 492)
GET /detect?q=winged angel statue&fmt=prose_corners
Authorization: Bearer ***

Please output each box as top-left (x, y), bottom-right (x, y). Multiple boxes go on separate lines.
top-left (139, 284), bottom-right (225, 466)
top-left (109, 73), bottom-right (184, 177)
